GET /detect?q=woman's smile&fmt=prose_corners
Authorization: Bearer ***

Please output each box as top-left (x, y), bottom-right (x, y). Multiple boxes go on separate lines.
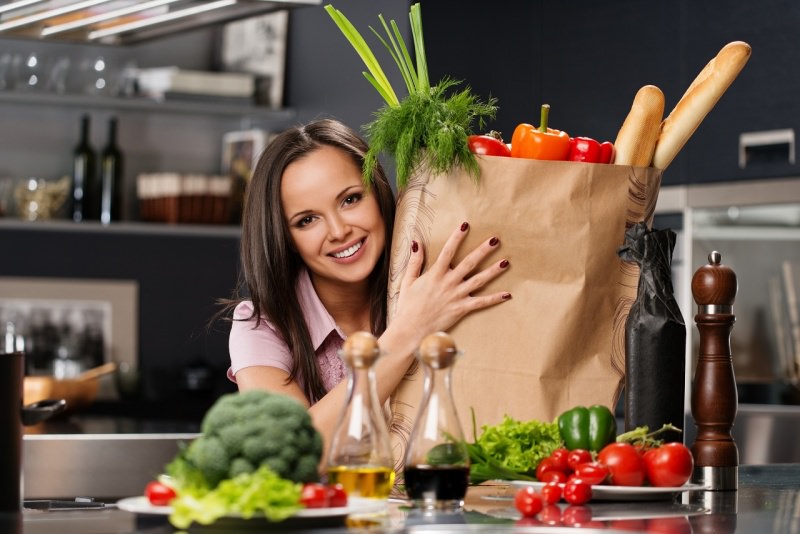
top-left (330, 238), bottom-right (365, 260)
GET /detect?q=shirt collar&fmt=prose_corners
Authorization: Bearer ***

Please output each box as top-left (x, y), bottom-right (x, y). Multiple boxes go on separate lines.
top-left (296, 269), bottom-right (344, 350)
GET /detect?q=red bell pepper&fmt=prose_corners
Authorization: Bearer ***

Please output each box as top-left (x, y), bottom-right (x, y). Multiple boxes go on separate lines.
top-left (511, 104), bottom-right (571, 161)
top-left (568, 137), bottom-right (615, 164)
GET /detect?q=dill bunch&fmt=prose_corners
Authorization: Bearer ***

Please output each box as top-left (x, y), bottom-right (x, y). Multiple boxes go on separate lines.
top-left (326, 3), bottom-right (497, 189)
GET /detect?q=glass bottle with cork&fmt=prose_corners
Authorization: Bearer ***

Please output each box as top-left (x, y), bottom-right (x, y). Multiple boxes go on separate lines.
top-left (404, 331), bottom-right (470, 510)
top-left (326, 331), bottom-right (394, 498)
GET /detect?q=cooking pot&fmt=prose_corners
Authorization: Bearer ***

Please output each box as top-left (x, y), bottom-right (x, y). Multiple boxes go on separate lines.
top-left (23, 362), bottom-right (117, 412)
top-left (1, 352), bottom-right (66, 512)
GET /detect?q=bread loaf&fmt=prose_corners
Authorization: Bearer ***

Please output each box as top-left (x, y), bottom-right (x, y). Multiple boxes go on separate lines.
top-left (613, 85), bottom-right (666, 166)
top-left (652, 41), bottom-right (752, 170)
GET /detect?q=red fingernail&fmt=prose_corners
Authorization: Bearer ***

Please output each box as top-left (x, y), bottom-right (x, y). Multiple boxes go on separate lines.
top-left (489, 237), bottom-right (500, 247)
top-left (460, 222), bottom-right (469, 232)
top-left (502, 293), bottom-right (512, 300)
top-left (411, 240), bottom-right (419, 253)
top-left (500, 259), bottom-right (509, 269)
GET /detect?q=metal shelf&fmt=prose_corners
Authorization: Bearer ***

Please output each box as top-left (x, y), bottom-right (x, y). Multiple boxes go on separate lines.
top-left (0, 89), bottom-right (297, 119)
top-left (0, 0), bottom-right (320, 45)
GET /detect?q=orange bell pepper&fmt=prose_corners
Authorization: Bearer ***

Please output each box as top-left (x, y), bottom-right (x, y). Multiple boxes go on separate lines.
top-left (511, 104), bottom-right (571, 161)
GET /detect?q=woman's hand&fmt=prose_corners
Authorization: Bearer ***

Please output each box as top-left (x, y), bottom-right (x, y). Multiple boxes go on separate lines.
top-left (392, 221), bottom-right (511, 339)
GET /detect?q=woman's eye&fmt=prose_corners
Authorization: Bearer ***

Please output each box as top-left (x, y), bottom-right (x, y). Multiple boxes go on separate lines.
top-left (296, 215), bottom-right (315, 227)
top-left (343, 192), bottom-right (362, 206)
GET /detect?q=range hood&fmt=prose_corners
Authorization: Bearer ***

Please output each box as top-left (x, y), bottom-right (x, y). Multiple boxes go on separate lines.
top-left (0, 0), bottom-right (320, 45)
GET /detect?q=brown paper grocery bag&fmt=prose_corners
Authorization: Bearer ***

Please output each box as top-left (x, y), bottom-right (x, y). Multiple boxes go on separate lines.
top-left (387, 156), bottom-right (662, 470)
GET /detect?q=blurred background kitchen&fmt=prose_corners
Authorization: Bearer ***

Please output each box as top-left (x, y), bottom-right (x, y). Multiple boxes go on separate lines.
top-left (1, 0), bottom-right (799, 461)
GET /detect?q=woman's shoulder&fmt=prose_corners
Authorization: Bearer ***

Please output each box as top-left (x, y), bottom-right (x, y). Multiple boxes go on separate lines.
top-left (232, 300), bottom-right (256, 320)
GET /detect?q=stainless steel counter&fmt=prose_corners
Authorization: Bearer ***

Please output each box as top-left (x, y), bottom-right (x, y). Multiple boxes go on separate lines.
top-left (22, 416), bottom-right (199, 500)
top-left (3, 464), bottom-right (798, 533)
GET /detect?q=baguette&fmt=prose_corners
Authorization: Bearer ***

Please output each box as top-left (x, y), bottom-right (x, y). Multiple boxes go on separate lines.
top-left (613, 85), bottom-right (666, 166)
top-left (652, 41), bottom-right (752, 170)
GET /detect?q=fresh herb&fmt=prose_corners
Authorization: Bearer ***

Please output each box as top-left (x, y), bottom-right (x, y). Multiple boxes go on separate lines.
top-left (467, 409), bottom-right (562, 485)
top-left (325, 3), bottom-right (497, 189)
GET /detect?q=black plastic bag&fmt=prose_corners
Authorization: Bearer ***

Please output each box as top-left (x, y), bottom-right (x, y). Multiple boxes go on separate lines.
top-left (618, 222), bottom-right (686, 439)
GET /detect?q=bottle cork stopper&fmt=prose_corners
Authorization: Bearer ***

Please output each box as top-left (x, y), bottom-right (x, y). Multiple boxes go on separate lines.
top-left (341, 331), bottom-right (380, 368)
top-left (418, 332), bottom-right (458, 369)
top-left (692, 251), bottom-right (738, 307)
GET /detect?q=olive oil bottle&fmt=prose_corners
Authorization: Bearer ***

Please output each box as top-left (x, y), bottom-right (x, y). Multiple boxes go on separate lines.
top-left (326, 332), bottom-right (394, 499)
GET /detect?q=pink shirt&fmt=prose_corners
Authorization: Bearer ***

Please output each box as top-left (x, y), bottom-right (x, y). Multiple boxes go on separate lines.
top-left (227, 269), bottom-right (347, 401)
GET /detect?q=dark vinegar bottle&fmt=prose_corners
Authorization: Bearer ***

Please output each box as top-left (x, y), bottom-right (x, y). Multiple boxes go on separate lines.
top-left (71, 114), bottom-right (97, 222)
top-left (99, 116), bottom-right (123, 224)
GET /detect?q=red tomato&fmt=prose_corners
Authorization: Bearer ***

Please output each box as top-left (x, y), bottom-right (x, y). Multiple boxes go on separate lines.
top-left (539, 470), bottom-right (568, 484)
top-left (467, 134), bottom-right (512, 157)
top-left (573, 462), bottom-right (610, 486)
top-left (566, 449), bottom-right (592, 471)
top-left (540, 482), bottom-right (562, 505)
top-left (514, 486), bottom-right (544, 518)
top-left (548, 447), bottom-right (571, 472)
top-left (536, 457), bottom-right (563, 481)
top-left (598, 443), bottom-right (646, 487)
top-left (300, 482), bottom-right (329, 508)
top-left (144, 481), bottom-right (176, 506)
top-left (326, 484), bottom-right (348, 507)
top-left (562, 478), bottom-right (592, 505)
top-left (643, 443), bottom-right (694, 487)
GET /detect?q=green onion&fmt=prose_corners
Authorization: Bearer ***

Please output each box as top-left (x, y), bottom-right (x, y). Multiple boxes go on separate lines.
top-left (326, 3), bottom-right (497, 188)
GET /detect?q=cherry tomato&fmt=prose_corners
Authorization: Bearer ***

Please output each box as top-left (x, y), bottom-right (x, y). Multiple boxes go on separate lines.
top-left (566, 449), bottom-right (592, 471)
top-left (597, 442), bottom-right (646, 487)
top-left (467, 134), bottom-right (512, 157)
top-left (540, 482), bottom-right (562, 505)
top-left (514, 486), bottom-right (544, 518)
top-left (326, 484), bottom-right (348, 507)
top-left (643, 443), bottom-right (694, 487)
top-left (144, 481), bottom-right (176, 506)
top-left (538, 470), bottom-right (568, 484)
top-left (548, 447), bottom-right (571, 472)
top-left (536, 457), bottom-right (563, 481)
top-left (573, 462), bottom-right (610, 486)
top-left (562, 478), bottom-right (592, 505)
top-left (300, 482), bottom-right (329, 508)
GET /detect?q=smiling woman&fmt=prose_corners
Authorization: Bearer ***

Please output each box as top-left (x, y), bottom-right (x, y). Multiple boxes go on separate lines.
top-left (216, 118), bottom-right (512, 465)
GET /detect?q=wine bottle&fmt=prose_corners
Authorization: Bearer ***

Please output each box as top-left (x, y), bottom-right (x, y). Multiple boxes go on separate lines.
top-left (71, 114), bottom-right (97, 222)
top-left (99, 116), bottom-right (124, 224)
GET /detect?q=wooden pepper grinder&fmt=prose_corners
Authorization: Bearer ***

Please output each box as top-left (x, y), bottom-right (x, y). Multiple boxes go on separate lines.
top-left (690, 251), bottom-right (739, 490)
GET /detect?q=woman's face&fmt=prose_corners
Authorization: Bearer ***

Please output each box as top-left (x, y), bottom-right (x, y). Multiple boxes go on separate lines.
top-left (281, 145), bottom-right (386, 288)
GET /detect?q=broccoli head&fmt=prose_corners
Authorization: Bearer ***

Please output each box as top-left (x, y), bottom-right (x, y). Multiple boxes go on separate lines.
top-left (181, 390), bottom-right (324, 488)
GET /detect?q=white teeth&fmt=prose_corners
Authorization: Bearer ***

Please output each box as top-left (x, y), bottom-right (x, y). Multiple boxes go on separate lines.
top-left (333, 241), bottom-right (362, 258)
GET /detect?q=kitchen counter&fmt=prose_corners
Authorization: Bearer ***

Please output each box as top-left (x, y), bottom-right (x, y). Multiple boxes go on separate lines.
top-left (3, 464), bottom-right (798, 533)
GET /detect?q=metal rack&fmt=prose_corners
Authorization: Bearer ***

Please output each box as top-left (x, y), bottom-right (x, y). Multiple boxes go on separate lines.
top-left (0, 0), bottom-right (320, 45)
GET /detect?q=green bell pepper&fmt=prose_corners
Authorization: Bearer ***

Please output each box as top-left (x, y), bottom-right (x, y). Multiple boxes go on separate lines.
top-left (557, 405), bottom-right (617, 452)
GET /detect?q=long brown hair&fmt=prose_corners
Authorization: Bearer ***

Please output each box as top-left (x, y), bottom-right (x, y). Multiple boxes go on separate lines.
top-left (229, 119), bottom-right (395, 403)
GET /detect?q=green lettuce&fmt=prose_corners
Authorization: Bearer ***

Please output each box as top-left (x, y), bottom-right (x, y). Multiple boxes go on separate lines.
top-left (168, 465), bottom-right (302, 529)
top-left (467, 413), bottom-right (562, 484)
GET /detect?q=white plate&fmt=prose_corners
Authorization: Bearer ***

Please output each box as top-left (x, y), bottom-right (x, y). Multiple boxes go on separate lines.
top-left (117, 495), bottom-right (386, 522)
top-left (509, 480), bottom-right (704, 502)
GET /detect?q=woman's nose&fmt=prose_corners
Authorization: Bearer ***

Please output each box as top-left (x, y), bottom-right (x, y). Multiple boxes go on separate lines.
top-left (327, 214), bottom-right (350, 240)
